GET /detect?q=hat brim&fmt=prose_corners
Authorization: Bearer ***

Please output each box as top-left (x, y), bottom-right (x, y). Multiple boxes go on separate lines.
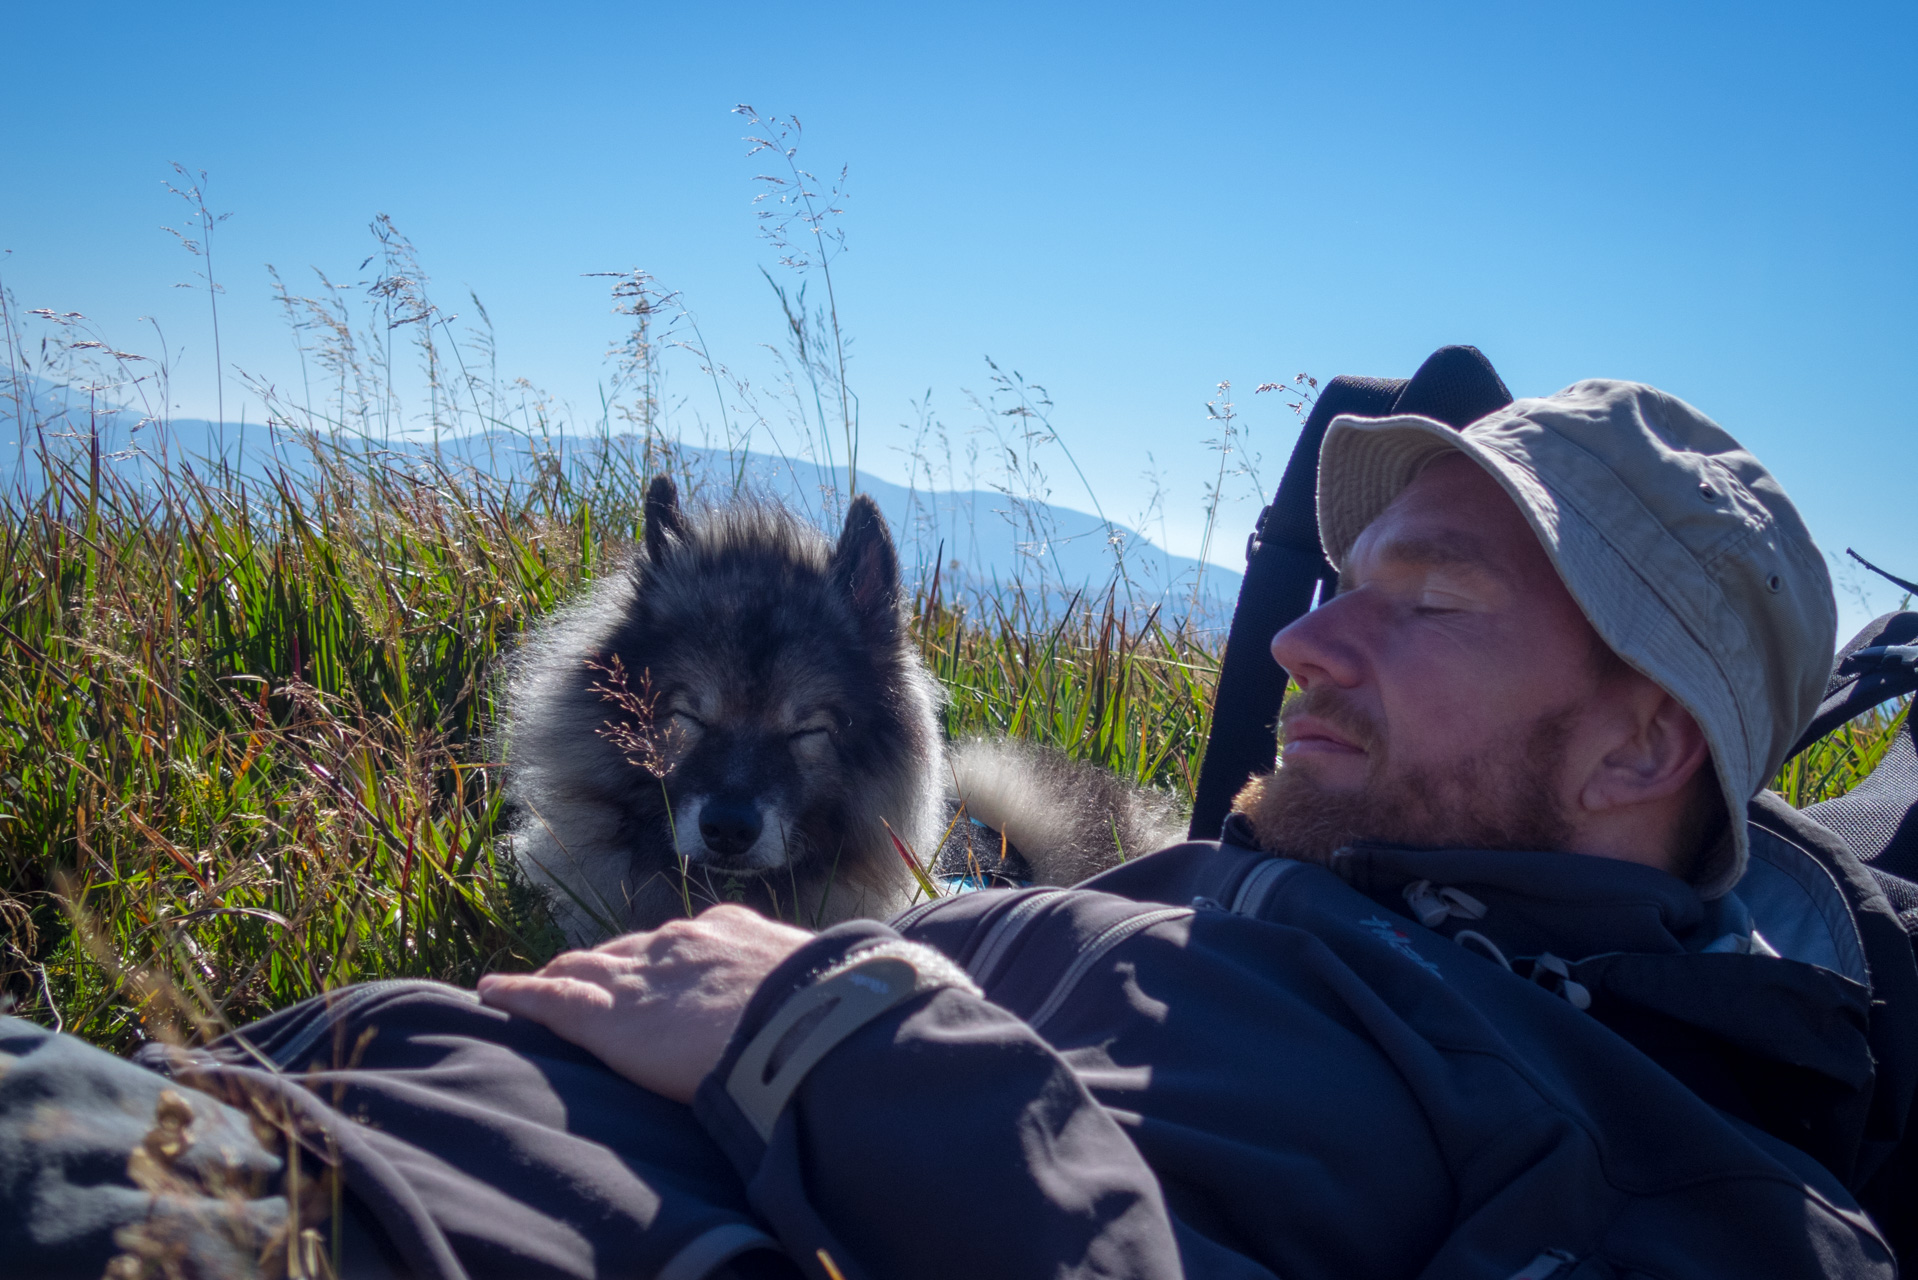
top-left (1314, 413), bottom-right (1749, 898)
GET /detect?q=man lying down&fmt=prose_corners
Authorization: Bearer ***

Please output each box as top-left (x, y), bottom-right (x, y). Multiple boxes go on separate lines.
top-left (4, 380), bottom-right (1905, 1279)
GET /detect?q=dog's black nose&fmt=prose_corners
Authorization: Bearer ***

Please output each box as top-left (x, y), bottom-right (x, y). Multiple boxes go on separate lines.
top-left (699, 799), bottom-right (763, 857)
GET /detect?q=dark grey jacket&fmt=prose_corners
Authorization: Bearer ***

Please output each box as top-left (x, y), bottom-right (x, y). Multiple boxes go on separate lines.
top-left (7, 801), bottom-right (1907, 1278)
top-left (693, 803), bottom-right (1908, 1279)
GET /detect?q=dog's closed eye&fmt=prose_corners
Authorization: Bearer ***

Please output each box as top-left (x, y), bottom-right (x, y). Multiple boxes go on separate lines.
top-left (787, 712), bottom-right (839, 750)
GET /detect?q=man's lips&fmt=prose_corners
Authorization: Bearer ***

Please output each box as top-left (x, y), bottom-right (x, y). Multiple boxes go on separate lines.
top-left (1280, 715), bottom-right (1367, 757)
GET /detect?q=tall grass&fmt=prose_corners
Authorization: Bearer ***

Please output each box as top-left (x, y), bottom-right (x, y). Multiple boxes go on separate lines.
top-left (0, 405), bottom-right (1225, 1051)
top-left (2, 398), bottom-right (1902, 1055)
top-left (1, 123), bottom-right (1905, 1054)
top-left (1773, 700), bottom-right (1911, 811)
top-left (0, 428), bottom-right (567, 1050)
top-left (0, 106), bottom-right (1247, 1049)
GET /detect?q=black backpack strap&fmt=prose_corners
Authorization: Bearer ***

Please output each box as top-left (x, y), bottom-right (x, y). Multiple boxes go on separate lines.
top-left (1788, 611), bottom-right (1918, 759)
top-left (1187, 345), bottom-right (1513, 838)
top-left (1187, 375), bottom-right (1399, 838)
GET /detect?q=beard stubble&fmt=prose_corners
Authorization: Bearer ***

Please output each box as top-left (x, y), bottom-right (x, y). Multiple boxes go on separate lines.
top-left (1235, 684), bottom-right (1579, 863)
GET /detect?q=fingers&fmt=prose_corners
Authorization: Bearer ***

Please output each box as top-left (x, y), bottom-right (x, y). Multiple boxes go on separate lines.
top-left (537, 948), bottom-right (631, 980)
top-left (591, 904), bottom-right (770, 958)
top-left (593, 929), bottom-right (675, 959)
top-left (476, 972), bottom-right (615, 1030)
top-left (477, 905), bottom-right (803, 1022)
top-left (472, 903), bottom-right (807, 1104)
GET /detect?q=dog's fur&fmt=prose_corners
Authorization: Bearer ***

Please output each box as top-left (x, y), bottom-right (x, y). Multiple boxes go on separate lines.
top-left (502, 477), bottom-right (1185, 942)
top-left (945, 736), bottom-right (1185, 886)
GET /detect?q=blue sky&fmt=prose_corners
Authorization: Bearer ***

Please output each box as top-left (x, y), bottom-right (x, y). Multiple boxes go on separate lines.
top-left (5, 0), bottom-right (1914, 635)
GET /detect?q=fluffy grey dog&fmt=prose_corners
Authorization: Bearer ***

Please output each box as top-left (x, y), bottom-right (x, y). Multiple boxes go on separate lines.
top-left (502, 476), bottom-right (1183, 943)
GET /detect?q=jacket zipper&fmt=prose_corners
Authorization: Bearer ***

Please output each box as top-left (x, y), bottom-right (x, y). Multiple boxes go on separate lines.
top-left (1024, 907), bottom-right (1193, 1033)
top-left (965, 889), bottom-right (1072, 989)
top-left (1231, 856), bottom-right (1309, 918)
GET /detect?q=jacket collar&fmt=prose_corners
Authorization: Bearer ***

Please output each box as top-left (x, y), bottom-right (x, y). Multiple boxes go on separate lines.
top-left (1318, 837), bottom-right (1878, 1185)
top-left (1324, 841), bottom-right (1743, 961)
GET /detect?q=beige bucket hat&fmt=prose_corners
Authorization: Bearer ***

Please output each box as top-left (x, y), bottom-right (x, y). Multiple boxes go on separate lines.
top-left (1315, 379), bottom-right (1836, 898)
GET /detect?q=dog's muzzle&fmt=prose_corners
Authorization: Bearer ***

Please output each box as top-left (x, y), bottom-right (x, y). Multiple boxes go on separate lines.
top-left (675, 795), bottom-right (791, 872)
top-left (699, 798), bottom-right (763, 857)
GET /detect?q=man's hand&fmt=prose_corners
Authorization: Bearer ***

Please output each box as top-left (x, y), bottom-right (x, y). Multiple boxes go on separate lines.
top-left (476, 904), bottom-right (813, 1103)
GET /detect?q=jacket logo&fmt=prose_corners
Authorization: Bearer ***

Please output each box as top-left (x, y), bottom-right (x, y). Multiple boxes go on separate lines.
top-left (1359, 916), bottom-right (1443, 978)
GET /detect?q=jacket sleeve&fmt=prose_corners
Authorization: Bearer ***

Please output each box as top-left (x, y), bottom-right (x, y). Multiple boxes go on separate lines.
top-left (693, 920), bottom-right (1258, 1280)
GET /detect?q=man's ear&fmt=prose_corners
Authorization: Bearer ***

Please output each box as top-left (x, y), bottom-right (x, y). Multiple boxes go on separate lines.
top-left (644, 475), bottom-right (689, 565)
top-left (1578, 685), bottom-right (1711, 817)
top-left (830, 496), bottom-right (901, 640)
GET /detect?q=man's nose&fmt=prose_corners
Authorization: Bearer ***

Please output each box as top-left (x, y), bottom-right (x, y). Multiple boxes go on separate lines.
top-left (1270, 593), bottom-right (1365, 689)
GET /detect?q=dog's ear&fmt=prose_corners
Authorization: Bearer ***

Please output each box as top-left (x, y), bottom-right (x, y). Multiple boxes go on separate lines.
top-left (831, 495), bottom-right (901, 637)
top-left (644, 475), bottom-right (689, 564)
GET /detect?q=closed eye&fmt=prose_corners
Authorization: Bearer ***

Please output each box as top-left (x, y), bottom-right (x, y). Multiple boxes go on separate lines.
top-left (789, 726), bottom-right (831, 741)
top-left (669, 709), bottom-right (705, 729)
top-left (1412, 588), bottom-right (1478, 616)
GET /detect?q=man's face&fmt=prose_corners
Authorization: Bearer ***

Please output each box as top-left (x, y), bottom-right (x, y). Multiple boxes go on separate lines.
top-left (1250, 453), bottom-right (1613, 859)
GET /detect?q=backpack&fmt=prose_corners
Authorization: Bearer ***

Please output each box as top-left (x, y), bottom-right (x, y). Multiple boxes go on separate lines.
top-left (1793, 607), bottom-right (1918, 893)
top-left (1188, 344), bottom-right (1918, 1266)
top-left (1778, 606), bottom-right (1918, 1264)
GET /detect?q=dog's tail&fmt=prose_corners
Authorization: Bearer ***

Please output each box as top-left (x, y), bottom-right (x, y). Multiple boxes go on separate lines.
top-left (946, 737), bottom-right (1188, 886)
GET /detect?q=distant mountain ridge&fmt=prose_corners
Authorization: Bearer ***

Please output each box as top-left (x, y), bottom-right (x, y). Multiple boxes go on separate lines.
top-left (1, 374), bottom-right (1243, 625)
